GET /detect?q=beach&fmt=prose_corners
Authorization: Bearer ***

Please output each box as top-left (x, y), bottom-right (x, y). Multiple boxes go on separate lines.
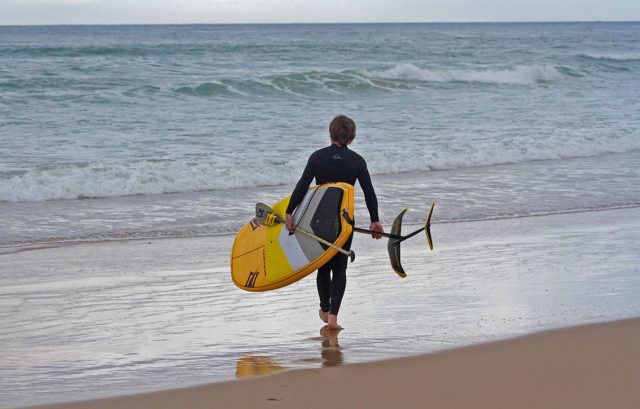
top-left (25, 317), bottom-right (640, 409)
top-left (3, 206), bottom-right (640, 408)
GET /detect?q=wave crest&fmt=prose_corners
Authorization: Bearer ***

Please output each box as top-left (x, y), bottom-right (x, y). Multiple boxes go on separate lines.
top-left (175, 82), bottom-right (230, 96)
top-left (0, 157), bottom-right (304, 202)
top-left (2, 139), bottom-right (639, 203)
top-left (578, 52), bottom-right (640, 62)
top-left (368, 63), bottom-right (561, 85)
top-left (172, 63), bottom-right (564, 99)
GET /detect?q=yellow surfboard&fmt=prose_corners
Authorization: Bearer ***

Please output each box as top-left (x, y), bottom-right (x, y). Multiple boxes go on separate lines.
top-left (231, 182), bottom-right (354, 292)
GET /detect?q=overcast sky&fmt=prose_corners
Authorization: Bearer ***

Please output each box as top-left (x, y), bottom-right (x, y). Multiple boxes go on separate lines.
top-left (1, 0), bottom-right (639, 25)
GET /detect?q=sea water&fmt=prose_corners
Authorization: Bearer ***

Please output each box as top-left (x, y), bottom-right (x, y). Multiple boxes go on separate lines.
top-left (2, 22), bottom-right (640, 408)
top-left (1, 22), bottom-right (639, 246)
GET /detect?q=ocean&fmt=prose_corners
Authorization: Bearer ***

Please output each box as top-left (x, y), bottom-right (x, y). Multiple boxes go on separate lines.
top-left (2, 22), bottom-right (640, 408)
top-left (1, 22), bottom-right (639, 246)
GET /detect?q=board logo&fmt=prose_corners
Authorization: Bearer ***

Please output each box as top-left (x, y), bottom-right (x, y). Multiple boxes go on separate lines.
top-left (245, 271), bottom-right (260, 288)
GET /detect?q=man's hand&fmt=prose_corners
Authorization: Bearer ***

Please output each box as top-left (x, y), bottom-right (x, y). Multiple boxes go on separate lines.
top-left (369, 221), bottom-right (384, 239)
top-left (285, 213), bottom-right (295, 233)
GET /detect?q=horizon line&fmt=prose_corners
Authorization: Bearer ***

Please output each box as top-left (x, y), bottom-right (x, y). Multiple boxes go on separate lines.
top-left (1, 19), bottom-right (639, 27)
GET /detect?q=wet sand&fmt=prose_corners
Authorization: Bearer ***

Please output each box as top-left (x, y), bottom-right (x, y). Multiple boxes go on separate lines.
top-left (27, 317), bottom-right (640, 409)
top-left (2, 207), bottom-right (640, 407)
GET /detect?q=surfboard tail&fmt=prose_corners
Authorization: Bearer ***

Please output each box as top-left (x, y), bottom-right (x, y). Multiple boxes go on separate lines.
top-left (387, 208), bottom-right (409, 278)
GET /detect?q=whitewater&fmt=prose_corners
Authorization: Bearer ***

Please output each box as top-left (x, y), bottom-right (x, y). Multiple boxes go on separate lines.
top-left (1, 22), bottom-right (639, 245)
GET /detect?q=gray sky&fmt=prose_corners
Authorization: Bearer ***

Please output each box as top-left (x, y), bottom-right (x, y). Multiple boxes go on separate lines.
top-left (1, 0), bottom-right (639, 25)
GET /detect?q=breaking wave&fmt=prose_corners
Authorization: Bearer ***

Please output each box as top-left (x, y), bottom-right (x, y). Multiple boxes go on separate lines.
top-left (2, 136), bottom-right (639, 202)
top-left (366, 63), bottom-right (561, 85)
top-left (172, 63), bottom-right (564, 98)
top-left (577, 52), bottom-right (640, 62)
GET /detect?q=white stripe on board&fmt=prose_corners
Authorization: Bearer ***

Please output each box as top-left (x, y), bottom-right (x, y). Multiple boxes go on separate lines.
top-left (278, 226), bottom-right (310, 271)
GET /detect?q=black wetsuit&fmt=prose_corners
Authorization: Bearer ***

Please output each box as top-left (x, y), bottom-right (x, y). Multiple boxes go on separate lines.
top-left (286, 144), bottom-right (379, 316)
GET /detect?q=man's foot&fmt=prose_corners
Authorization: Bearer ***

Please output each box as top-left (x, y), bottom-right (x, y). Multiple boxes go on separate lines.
top-left (327, 314), bottom-right (342, 331)
top-left (319, 309), bottom-right (328, 323)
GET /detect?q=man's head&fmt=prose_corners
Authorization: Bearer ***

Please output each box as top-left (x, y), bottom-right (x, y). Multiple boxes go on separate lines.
top-left (329, 115), bottom-right (356, 146)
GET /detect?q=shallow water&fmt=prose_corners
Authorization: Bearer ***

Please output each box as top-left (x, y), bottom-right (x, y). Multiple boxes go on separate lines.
top-left (1, 207), bottom-right (639, 408)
